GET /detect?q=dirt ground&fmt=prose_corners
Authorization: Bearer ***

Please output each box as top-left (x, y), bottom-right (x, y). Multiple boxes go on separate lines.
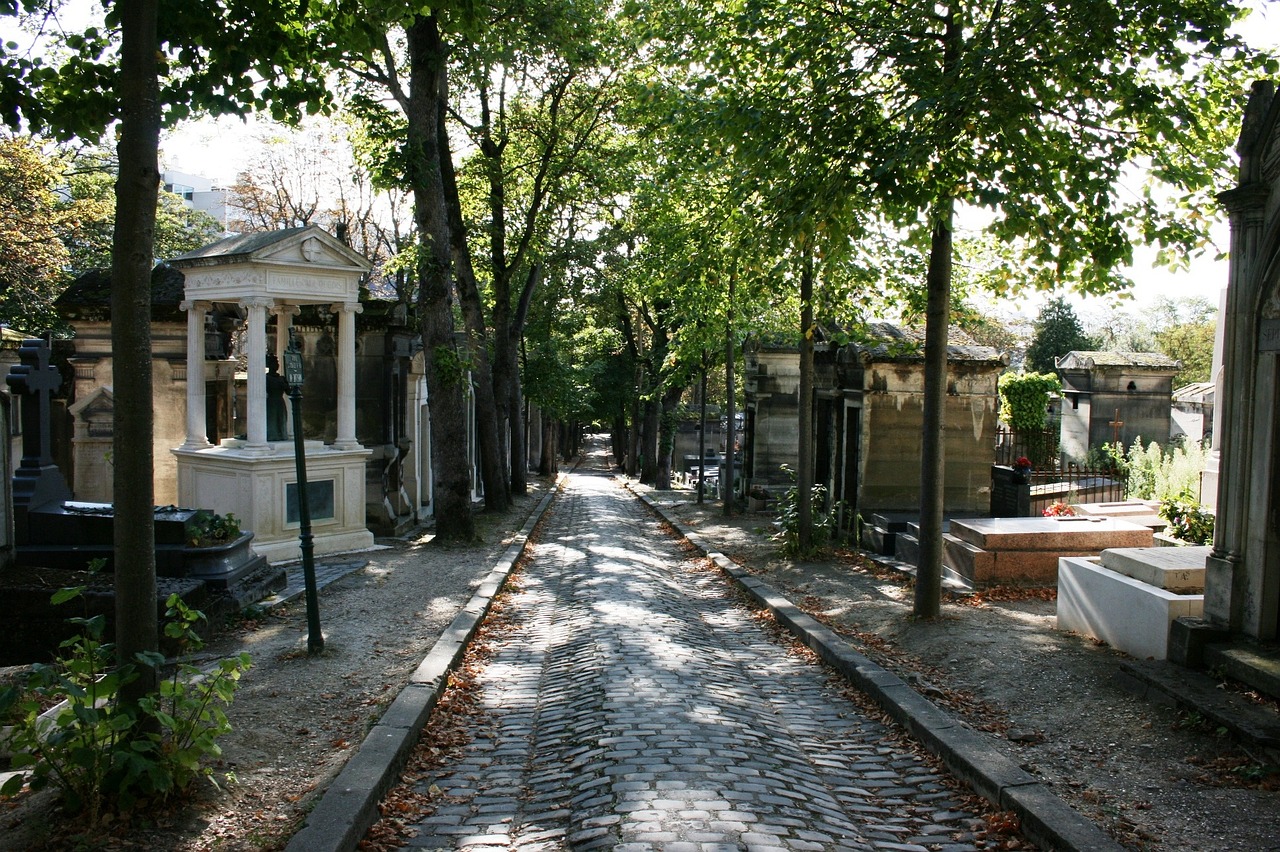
top-left (1, 453), bottom-right (1278, 850)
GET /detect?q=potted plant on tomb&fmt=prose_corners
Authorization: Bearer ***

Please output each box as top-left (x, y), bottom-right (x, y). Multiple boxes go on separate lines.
top-left (183, 510), bottom-right (255, 577)
top-left (1013, 456), bottom-right (1033, 483)
top-left (748, 484), bottom-right (771, 512)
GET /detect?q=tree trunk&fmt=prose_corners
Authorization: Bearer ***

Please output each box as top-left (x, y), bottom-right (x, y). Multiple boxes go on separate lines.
top-left (656, 384), bottom-right (682, 490)
top-left (540, 418), bottom-right (557, 475)
top-left (439, 97), bottom-right (508, 512)
top-left (914, 197), bottom-right (954, 618)
top-left (611, 414), bottom-right (627, 468)
top-left (626, 386), bottom-right (641, 478)
top-left (406, 15), bottom-right (474, 543)
top-left (113, 0), bottom-right (160, 703)
top-left (640, 395), bottom-right (660, 484)
top-left (724, 267), bottom-right (737, 516)
top-left (797, 246), bottom-right (815, 555)
top-left (501, 263), bottom-right (541, 496)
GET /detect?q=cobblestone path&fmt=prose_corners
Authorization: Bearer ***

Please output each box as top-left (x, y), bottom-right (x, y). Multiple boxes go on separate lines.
top-left (403, 467), bottom-right (1001, 851)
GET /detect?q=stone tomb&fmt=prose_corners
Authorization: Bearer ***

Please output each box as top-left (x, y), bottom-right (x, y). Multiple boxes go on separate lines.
top-left (18, 502), bottom-right (273, 593)
top-left (170, 227), bottom-right (375, 562)
top-left (942, 516), bottom-right (1154, 587)
top-left (1058, 546), bottom-right (1208, 660)
top-left (1071, 499), bottom-right (1166, 531)
top-left (5, 338), bottom-right (281, 596)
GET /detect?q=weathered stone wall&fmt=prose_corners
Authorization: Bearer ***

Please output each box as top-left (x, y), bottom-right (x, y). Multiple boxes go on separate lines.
top-left (859, 360), bottom-right (998, 515)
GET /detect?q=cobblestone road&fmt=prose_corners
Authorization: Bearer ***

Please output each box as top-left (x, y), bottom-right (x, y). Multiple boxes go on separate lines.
top-left (402, 466), bottom-right (1003, 851)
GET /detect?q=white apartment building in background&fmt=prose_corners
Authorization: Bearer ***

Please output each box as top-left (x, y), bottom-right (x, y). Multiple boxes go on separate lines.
top-left (162, 170), bottom-right (229, 232)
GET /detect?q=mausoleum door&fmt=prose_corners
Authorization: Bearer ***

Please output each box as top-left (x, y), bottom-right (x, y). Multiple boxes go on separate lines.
top-left (840, 403), bottom-right (861, 525)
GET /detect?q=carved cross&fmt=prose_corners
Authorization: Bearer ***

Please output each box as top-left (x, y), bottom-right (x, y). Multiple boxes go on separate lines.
top-left (6, 338), bottom-right (62, 468)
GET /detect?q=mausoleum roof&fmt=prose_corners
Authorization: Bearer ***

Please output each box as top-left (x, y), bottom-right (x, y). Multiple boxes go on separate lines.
top-left (169, 228), bottom-right (312, 262)
top-left (56, 263), bottom-right (186, 307)
top-left (1055, 350), bottom-right (1180, 371)
top-left (845, 322), bottom-right (1005, 365)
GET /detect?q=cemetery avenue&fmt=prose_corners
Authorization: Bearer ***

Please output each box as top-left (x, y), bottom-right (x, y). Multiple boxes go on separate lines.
top-left (360, 461), bottom-right (1012, 851)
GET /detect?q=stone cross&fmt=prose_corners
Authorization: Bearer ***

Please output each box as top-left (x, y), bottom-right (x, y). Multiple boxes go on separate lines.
top-left (5, 337), bottom-right (72, 534)
top-left (6, 338), bottom-right (61, 468)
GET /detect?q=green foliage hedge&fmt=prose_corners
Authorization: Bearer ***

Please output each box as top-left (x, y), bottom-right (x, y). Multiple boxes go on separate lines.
top-left (998, 371), bottom-right (1061, 432)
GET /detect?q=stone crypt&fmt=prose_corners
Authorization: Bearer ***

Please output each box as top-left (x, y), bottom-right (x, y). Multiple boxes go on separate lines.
top-left (169, 227), bottom-right (375, 563)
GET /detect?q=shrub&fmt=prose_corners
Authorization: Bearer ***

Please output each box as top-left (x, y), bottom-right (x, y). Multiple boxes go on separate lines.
top-left (185, 510), bottom-right (242, 548)
top-left (1160, 496), bottom-right (1215, 545)
top-left (0, 587), bottom-right (250, 825)
top-left (1123, 438), bottom-right (1208, 502)
top-left (773, 465), bottom-right (843, 559)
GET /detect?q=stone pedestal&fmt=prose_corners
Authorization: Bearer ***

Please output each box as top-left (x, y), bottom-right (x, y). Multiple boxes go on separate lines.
top-left (1058, 546), bottom-right (1208, 660)
top-left (174, 440), bottom-right (374, 563)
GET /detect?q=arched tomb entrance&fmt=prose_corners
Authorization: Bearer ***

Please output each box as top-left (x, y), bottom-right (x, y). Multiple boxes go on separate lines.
top-left (169, 227), bottom-right (375, 562)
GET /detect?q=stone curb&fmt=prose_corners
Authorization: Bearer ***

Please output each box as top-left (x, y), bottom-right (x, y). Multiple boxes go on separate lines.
top-left (637, 490), bottom-right (1124, 852)
top-left (284, 482), bottom-right (562, 852)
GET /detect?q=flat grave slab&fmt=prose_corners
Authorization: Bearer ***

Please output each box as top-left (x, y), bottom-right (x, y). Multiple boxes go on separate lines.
top-left (1058, 555), bottom-right (1204, 660)
top-left (950, 516), bottom-right (1154, 552)
top-left (1099, 546), bottom-right (1209, 592)
top-left (1073, 499), bottom-right (1166, 529)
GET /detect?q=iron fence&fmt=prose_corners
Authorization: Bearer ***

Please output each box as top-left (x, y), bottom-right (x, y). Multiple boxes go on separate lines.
top-left (1026, 463), bottom-right (1127, 515)
top-left (994, 425), bottom-right (1060, 468)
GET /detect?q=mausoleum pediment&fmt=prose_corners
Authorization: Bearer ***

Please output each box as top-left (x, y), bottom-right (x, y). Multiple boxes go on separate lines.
top-left (170, 226), bottom-right (370, 306)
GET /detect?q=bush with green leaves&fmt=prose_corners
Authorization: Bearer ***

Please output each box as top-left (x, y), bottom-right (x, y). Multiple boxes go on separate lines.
top-left (1122, 437), bottom-right (1208, 502)
top-left (1159, 496), bottom-right (1215, 545)
top-left (773, 465), bottom-right (844, 559)
top-left (997, 371), bottom-right (1062, 465)
top-left (997, 371), bottom-right (1062, 432)
top-left (0, 587), bottom-right (250, 825)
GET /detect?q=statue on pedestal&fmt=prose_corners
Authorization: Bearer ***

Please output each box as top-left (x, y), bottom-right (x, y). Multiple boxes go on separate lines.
top-left (266, 355), bottom-right (288, 441)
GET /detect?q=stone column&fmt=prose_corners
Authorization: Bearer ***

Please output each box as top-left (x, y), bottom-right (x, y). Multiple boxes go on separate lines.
top-left (272, 304), bottom-right (301, 438)
top-left (180, 300), bottom-right (213, 449)
top-left (332, 301), bottom-right (363, 449)
top-left (242, 297), bottom-right (273, 449)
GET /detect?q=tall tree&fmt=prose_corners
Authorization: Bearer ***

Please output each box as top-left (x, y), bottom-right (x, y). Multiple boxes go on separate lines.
top-left (641, 0), bottom-right (1269, 612)
top-left (0, 136), bottom-right (71, 332)
top-left (1025, 297), bottom-right (1098, 373)
top-left (110, 0), bottom-right (162, 702)
top-left (59, 147), bottom-right (222, 273)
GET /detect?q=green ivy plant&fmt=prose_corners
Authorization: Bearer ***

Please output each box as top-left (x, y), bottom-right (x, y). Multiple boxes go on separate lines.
top-left (998, 371), bottom-right (1062, 467)
top-left (185, 510), bottom-right (242, 548)
top-left (997, 371), bottom-right (1061, 431)
top-left (0, 586), bottom-right (251, 825)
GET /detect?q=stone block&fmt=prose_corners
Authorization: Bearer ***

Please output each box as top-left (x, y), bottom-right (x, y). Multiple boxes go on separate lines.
top-left (1057, 556), bottom-right (1203, 660)
top-left (950, 516), bottom-right (1153, 551)
top-left (893, 530), bottom-right (920, 566)
top-left (860, 523), bottom-right (896, 556)
top-left (1099, 546), bottom-right (1208, 592)
top-left (1167, 616), bottom-right (1230, 668)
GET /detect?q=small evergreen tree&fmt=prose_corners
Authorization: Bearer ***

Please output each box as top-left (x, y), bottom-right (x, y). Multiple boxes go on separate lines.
top-left (1025, 297), bottom-right (1097, 373)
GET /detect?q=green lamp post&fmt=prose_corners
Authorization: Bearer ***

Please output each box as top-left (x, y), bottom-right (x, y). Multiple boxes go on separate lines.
top-left (283, 328), bottom-right (324, 655)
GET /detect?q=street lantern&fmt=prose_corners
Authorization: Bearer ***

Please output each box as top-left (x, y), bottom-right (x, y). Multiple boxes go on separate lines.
top-left (285, 328), bottom-right (323, 655)
top-left (283, 333), bottom-right (305, 390)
